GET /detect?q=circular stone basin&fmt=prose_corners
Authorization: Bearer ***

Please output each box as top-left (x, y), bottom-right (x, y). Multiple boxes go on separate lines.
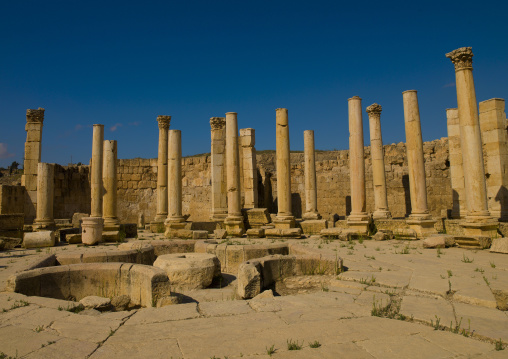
top-left (153, 253), bottom-right (220, 289)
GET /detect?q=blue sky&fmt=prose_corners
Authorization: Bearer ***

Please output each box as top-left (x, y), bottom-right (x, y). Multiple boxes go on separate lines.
top-left (1, 0), bottom-right (507, 167)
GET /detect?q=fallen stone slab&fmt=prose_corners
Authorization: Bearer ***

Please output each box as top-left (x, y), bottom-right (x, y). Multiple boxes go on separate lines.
top-left (213, 229), bottom-right (227, 239)
top-left (67, 233), bottom-right (82, 244)
top-left (237, 262), bottom-right (261, 299)
top-left (59, 227), bottom-right (80, 242)
top-left (300, 219), bottom-right (328, 235)
top-left (102, 230), bottom-right (121, 242)
top-left (320, 227), bottom-right (342, 239)
top-left (79, 296), bottom-right (112, 311)
top-left (192, 230), bottom-right (209, 239)
top-left (490, 237), bottom-right (508, 254)
top-left (246, 228), bottom-right (265, 238)
top-left (0, 236), bottom-right (22, 249)
top-left (265, 228), bottom-right (302, 238)
top-left (23, 230), bottom-right (56, 248)
top-left (422, 235), bottom-right (452, 248)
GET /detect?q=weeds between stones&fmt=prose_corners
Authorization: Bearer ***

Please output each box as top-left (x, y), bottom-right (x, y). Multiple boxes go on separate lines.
top-left (461, 254), bottom-right (474, 263)
top-left (266, 344), bottom-right (276, 356)
top-left (474, 267), bottom-right (484, 273)
top-left (447, 270), bottom-right (453, 278)
top-left (287, 339), bottom-right (302, 350)
top-left (490, 261), bottom-right (496, 268)
top-left (309, 340), bottom-right (321, 348)
top-left (495, 338), bottom-right (505, 351)
top-left (431, 315), bottom-right (441, 330)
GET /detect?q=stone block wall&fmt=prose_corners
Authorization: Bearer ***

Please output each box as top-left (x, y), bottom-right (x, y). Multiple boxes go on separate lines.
top-left (53, 165), bottom-right (91, 220)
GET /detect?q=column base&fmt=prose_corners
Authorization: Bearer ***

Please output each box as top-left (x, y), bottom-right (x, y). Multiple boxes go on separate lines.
top-left (372, 210), bottom-right (392, 220)
top-left (274, 216), bottom-right (295, 229)
top-left (33, 219), bottom-right (56, 231)
top-left (224, 216), bottom-right (245, 237)
top-left (149, 221), bottom-right (167, 233)
top-left (347, 212), bottom-right (371, 234)
top-left (103, 217), bottom-right (120, 232)
top-left (302, 212), bottom-right (322, 220)
top-left (406, 218), bottom-right (437, 238)
top-left (461, 220), bottom-right (499, 237)
top-left (210, 213), bottom-right (228, 222)
top-left (153, 213), bottom-right (168, 222)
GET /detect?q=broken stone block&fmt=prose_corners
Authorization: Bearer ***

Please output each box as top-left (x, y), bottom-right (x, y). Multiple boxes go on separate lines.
top-left (192, 230), bottom-right (209, 239)
top-left (214, 229), bottom-right (227, 239)
top-left (154, 253), bottom-right (220, 289)
top-left (23, 231), bottom-right (55, 248)
top-left (102, 231), bottom-right (120, 242)
top-left (300, 219), bottom-right (328, 235)
top-left (490, 238), bottom-right (508, 254)
top-left (372, 232), bottom-right (388, 241)
top-left (67, 233), bottom-right (82, 244)
top-left (72, 213), bottom-right (89, 228)
top-left (246, 228), bottom-right (265, 238)
top-left (237, 262), bottom-right (261, 299)
top-left (320, 228), bottom-right (342, 239)
top-left (111, 295), bottom-right (130, 311)
top-left (423, 236), bottom-right (446, 248)
top-left (79, 296), bottom-right (112, 311)
top-left (265, 228), bottom-right (302, 238)
top-left (253, 289), bottom-right (274, 299)
top-left (0, 236), bottom-right (22, 249)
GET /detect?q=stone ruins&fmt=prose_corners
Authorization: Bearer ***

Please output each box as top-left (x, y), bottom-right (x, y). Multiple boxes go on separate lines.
top-left (0, 46), bottom-right (507, 357)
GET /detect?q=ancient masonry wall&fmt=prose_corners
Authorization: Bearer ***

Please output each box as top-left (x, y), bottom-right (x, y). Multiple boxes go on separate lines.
top-left (9, 138), bottom-right (451, 223)
top-left (114, 138), bottom-right (451, 223)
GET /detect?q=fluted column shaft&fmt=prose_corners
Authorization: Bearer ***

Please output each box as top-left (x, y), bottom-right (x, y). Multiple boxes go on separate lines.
top-left (367, 104), bottom-right (391, 219)
top-left (446, 47), bottom-right (491, 220)
top-left (155, 116), bottom-right (171, 221)
top-left (225, 113), bottom-right (242, 219)
top-left (303, 130), bottom-right (320, 219)
top-left (167, 130), bottom-right (184, 222)
top-left (103, 140), bottom-right (119, 227)
top-left (348, 96), bottom-right (368, 220)
top-left (403, 91), bottom-right (431, 219)
top-left (91, 124), bottom-right (104, 218)
top-left (240, 128), bottom-right (258, 209)
top-left (210, 117), bottom-right (228, 220)
top-left (34, 162), bottom-right (54, 229)
top-left (276, 108), bottom-right (293, 220)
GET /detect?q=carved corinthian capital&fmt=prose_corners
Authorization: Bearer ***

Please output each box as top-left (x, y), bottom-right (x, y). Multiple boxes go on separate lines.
top-left (210, 117), bottom-right (226, 130)
top-left (157, 115), bottom-right (171, 130)
top-left (26, 108), bottom-right (45, 123)
top-left (446, 47), bottom-right (473, 71)
top-left (366, 103), bottom-right (382, 117)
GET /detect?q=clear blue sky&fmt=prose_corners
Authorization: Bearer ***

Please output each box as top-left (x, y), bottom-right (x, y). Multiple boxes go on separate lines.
top-left (1, 0), bottom-right (507, 168)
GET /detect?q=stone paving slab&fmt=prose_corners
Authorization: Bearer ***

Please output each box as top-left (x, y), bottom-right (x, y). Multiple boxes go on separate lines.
top-left (198, 299), bottom-right (253, 317)
top-left (24, 338), bottom-right (99, 359)
top-left (90, 338), bottom-right (183, 359)
top-left (454, 302), bottom-right (508, 341)
top-left (400, 295), bottom-right (455, 325)
top-left (0, 325), bottom-right (61, 357)
top-left (125, 303), bottom-right (199, 326)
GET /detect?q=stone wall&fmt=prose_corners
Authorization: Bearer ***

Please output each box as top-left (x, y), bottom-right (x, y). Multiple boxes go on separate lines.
top-left (2, 138), bottom-right (452, 224)
top-left (114, 137), bottom-right (452, 223)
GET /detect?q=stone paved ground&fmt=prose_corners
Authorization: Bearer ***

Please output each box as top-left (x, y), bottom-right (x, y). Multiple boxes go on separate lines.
top-left (0, 234), bottom-right (507, 358)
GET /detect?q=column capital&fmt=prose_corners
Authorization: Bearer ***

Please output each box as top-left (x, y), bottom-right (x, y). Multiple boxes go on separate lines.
top-left (210, 117), bottom-right (226, 130)
top-left (157, 115), bottom-right (171, 130)
top-left (26, 108), bottom-right (45, 123)
top-left (366, 103), bottom-right (382, 116)
top-left (446, 47), bottom-right (473, 71)
top-left (348, 96), bottom-right (361, 102)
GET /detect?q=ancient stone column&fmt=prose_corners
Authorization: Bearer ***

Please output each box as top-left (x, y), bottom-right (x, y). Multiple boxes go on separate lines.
top-left (102, 140), bottom-right (119, 229)
top-left (224, 112), bottom-right (244, 235)
top-left (91, 124), bottom-right (104, 218)
top-left (210, 117), bottom-right (228, 221)
top-left (479, 99), bottom-right (508, 221)
top-left (239, 128), bottom-right (258, 209)
top-left (166, 130), bottom-right (185, 224)
top-left (447, 108), bottom-right (466, 219)
top-left (302, 130), bottom-right (321, 220)
top-left (403, 90), bottom-right (436, 236)
top-left (154, 116), bottom-right (171, 222)
top-left (347, 97), bottom-right (370, 233)
top-left (275, 108), bottom-right (295, 228)
top-left (33, 163), bottom-right (55, 230)
top-left (446, 47), bottom-right (497, 236)
top-left (367, 104), bottom-right (391, 220)
top-left (22, 108), bottom-right (45, 223)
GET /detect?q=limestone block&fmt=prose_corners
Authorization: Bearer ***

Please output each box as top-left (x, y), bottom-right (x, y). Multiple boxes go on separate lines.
top-left (490, 238), bottom-right (508, 254)
top-left (192, 230), bottom-right (209, 239)
top-left (153, 253), bottom-right (220, 289)
top-left (423, 236), bottom-right (446, 248)
top-left (265, 228), bottom-right (302, 238)
top-left (102, 231), bottom-right (120, 242)
top-left (72, 213), bottom-right (89, 228)
top-left (246, 228), bottom-right (265, 238)
top-left (213, 229), bottom-right (227, 239)
top-left (372, 232), bottom-right (389, 241)
top-left (111, 295), bottom-right (131, 311)
top-left (237, 262), bottom-right (261, 299)
top-left (79, 296), bottom-right (112, 311)
top-left (320, 228), bottom-right (342, 239)
top-left (253, 289), bottom-right (274, 299)
top-left (0, 236), bottom-right (22, 249)
top-left (67, 234), bottom-right (82, 244)
top-left (81, 217), bottom-right (103, 246)
top-left (300, 219), bottom-right (328, 235)
top-left (120, 223), bottom-right (138, 238)
top-left (226, 245), bottom-right (245, 274)
top-left (23, 231), bottom-right (56, 248)
top-left (245, 208), bottom-right (271, 228)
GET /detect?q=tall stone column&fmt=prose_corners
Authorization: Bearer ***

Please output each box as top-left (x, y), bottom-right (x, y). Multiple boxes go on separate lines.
top-left (347, 97), bottom-right (370, 233)
top-left (446, 47), bottom-right (497, 236)
top-left (91, 124), bottom-right (104, 218)
top-left (367, 104), bottom-right (391, 220)
top-left (224, 112), bottom-right (244, 235)
top-left (274, 108), bottom-right (295, 229)
top-left (403, 90), bottom-right (436, 237)
top-left (447, 108), bottom-right (467, 218)
top-left (166, 130), bottom-right (185, 224)
top-left (33, 163), bottom-right (55, 230)
top-left (22, 108), bottom-right (45, 223)
top-left (103, 140), bottom-right (119, 229)
top-left (479, 99), bottom-right (508, 221)
top-left (154, 116), bottom-right (171, 222)
top-left (210, 117), bottom-right (228, 221)
top-left (302, 130), bottom-right (321, 220)
top-left (239, 128), bottom-right (258, 209)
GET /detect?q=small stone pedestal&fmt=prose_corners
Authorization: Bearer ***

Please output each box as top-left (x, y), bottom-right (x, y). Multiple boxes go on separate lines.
top-left (346, 219), bottom-right (371, 235)
top-left (461, 220), bottom-right (499, 237)
top-left (273, 218), bottom-right (295, 230)
top-left (300, 219), bottom-right (328, 235)
top-left (224, 217), bottom-right (244, 237)
top-left (81, 217), bottom-right (104, 246)
top-left (406, 218), bottom-right (438, 238)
